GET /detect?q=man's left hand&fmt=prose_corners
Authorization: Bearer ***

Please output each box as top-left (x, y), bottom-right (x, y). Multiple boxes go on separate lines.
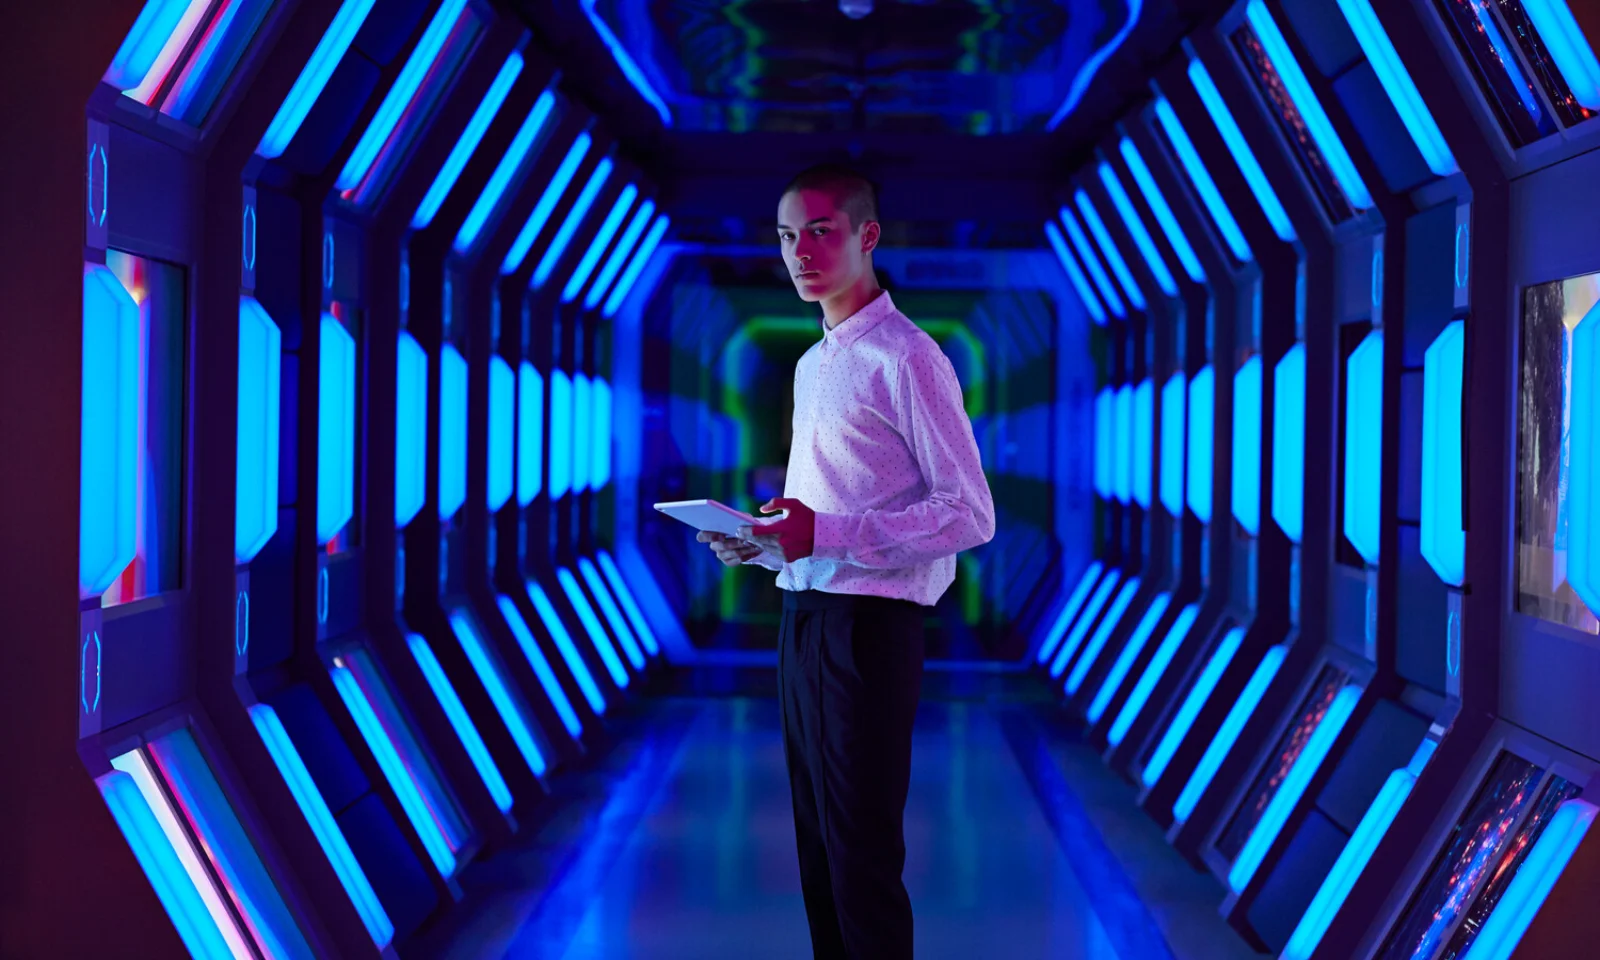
top-left (739, 498), bottom-right (815, 563)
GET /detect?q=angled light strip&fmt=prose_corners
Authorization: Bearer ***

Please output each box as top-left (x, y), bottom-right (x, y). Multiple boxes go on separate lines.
top-left (557, 567), bottom-right (629, 688)
top-left (438, 345), bottom-right (468, 520)
top-left (316, 314), bottom-right (355, 544)
top-left (604, 215), bottom-right (670, 318)
top-left (1273, 344), bottom-right (1306, 544)
top-left (1421, 321), bottom-right (1467, 585)
top-left (497, 595), bottom-right (583, 738)
top-left (1110, 603), bottom-right (1200, 747)
top-left (1520, 0), bottom-right (1600, 111)
top-left (1345, 330), bottom-right (1384, 564)
top-left (517, 362), bottom-right (544, 506)
top-left (1044, 221), bottom-right (1107, 325)
top-left (1153, 96), bottom-right (1253, 262)
top-left (1050, 572), bottom-right (1121, 678)
top-left (1094, 387), bottom-right (1113, 499)
top-left (163, 0), bottom-right (281, 124)
top-left (338, 0), bottom-right (470, 191)
top-left (258, 0), bottom-right (379, 158)
top-left (564, 184), bottom-right (638, 303)
top-left (1174, 642), bottom-right (1288, 823)
top-left (1143, 626), bottom-right (1244, 789)
top-left (1076, 189), bottom-right (1147, 310)
top-left (1134, 378), bottom-right (1154, 509)
top-left (105, 0), bottom-right (200, 91)
top-left (447, 611), bottom-right (548, 776)
top-left (413, 51), bottom-right (524, 230)
top-left (488, 356), bottom-right (514, 511)
top-left (1233, 355), bottom-right (1263, 536)
top-left (588, 200), bottom-right (655, 310)
top-left (1067, 577), bottom-right (1142, 694)
top-left (1187, 57), bottom-right (1299, 239)
top-left (395, 333), bottom-right (428, 526)
top-left (578, 0), bottom-right (672, 125)
top-left (1100, 161), bottom-right (1176, 297)
top-left (406, 633), bottom-right (514, 814)
top-left (1230, 684), bottom-right (1363, 893)
top-left (1333, 0), bottom-right (1458, 176)
top-left (1461, 798), bottom-right (1600, 960)
top-left (1120, 136), bottom-right (1205, 283)
top-left (526, 579), bottom-right (607, 714)
top-left (1089, 592), bottom-right (1171, 723)
top-left (1160, 372), bottom-right (1186, 518)
top-left (1188, 365), bottom-right (1215, 523)
top-left (1568, 304), bottom-right (1600, 613)
top-left (501, 131), bottom-right (592, 275)
top-left (248, 704), bottom-right (393, 946)
top-left (579, 557), bottom-right (644, 670)
top-left (454, 90), bottom-right (557, 254)
top-left (1244, 1), bottom-right (1371, 211)
top-left (534, 158), bottom-right (616, 290)
top-left (1049, 0), bottom-right (1145, 128)
top-left (597, 550), bottom-right (660, 657)
top-left (124, 0), bottom-right (212, 104)
top-left (1060, 206), bottom-right (1125, 317)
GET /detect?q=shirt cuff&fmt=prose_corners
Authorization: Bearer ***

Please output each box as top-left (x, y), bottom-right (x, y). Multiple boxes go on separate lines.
top-left (811, 511), bottom-right (858, 561)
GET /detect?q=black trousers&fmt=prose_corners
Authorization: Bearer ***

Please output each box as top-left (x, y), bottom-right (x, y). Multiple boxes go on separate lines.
top-left (778, 588), bottom-right (927, 960)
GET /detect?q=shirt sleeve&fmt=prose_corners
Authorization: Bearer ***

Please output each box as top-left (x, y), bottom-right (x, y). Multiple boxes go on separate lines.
top-left (810, 342), bottom-right (995, 569)
top-left (741, 550), bottom-right (784, 572)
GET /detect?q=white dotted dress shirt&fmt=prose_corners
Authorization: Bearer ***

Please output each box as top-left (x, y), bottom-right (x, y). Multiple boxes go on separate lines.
top-left (744, 290), bottom-right (995, 607)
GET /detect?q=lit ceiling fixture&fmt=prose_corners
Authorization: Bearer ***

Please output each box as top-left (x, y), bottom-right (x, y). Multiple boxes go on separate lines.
top-left (840, 0), bottom-right (873, 19)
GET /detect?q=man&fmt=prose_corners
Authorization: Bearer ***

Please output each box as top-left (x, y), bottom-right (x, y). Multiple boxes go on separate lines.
top-left (698, 164), bottom-right (995, 959)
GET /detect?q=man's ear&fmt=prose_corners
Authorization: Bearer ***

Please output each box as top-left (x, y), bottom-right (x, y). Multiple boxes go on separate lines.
top-left (861, 220), bottom-right (881, 253)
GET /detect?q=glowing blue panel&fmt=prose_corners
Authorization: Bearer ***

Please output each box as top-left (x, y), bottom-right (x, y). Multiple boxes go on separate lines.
top-left (80, 264), bottom-right (140, 595)
top-left (1134, 378), bottom-right (1154, 509)
top-left (1233, 355), bottom-right (1263, 536)
top-left (572, 374), bottom-right (591, 493)
top-left (588, 199), bottom-right (656, 311)
top-left (1114, 384), bottom-right (1132, 504)
top-left (1119, 137), bottom-right (1205, 284)
top-left (1174, 641), bottom-right (1287, 823)
top-left (1421, 321), bottom-right (1466, 585)
top-left (454, 90), bottom-right (557, 255)
top-left (330, 665), bottom-right (456, 878)
top-left (1060, 206), bottom-right (1125, 318)
top-left (104, 0), bottom-right (195, 91)
top-left (1038, 562), bottom-right (1107, 666)
top-left (237, 296), bottom-right (281, 564)
top-left (1345, 330), bottom-right (1384, 564)
top-left (1153, 96), bottom-right (1253, 262)
top-left (1273, 343), bottom-right (1306, 544)
top-left (578, 0), bottom-right (672, 124)
top-left (534, 158), bottom-right (615, 291)
top-left (1188, 364), bottom-right (1215, 523)
top-left (592, 378), bottom-right (612, 489)
top-left (604, 215), bottom-right (671, 318)
top-left (413, 52), bottom-right (523, 230)
top-left (337, 0), bottom-right (470, 191)
top-left (563, 184), bottom-right (637, 303)
top-left (1187, 57), bottom-right (1299, 240)
top-left (496, 595), bottom-right (582, 739)
top-left (1571, 303), bottom-right (1600, 613)
top-left (1067, 577), bottom-right (1143, 694)
top-left (1100, 160), bottom-right (1176, 297)
top-left (1230, 684), bottom-right (1362, 893)
top-left (597, 550), bottom-right (660, 657)
top-left (438, 345), bottom-right (468, 520)
top-left (406, 633), bottom-right (513, 813)
top-left (487, 356), bottom-right (514, 511)
top-left (579, 557), bottom-right (643, 670)
top-left (1089, 592), bottom-right (1171, 723)
top-left (517, 362), bottom-right (544, 506)
top-left (1044, 221), bottom-right (1107, 325)
top-left (550, 370), bottom-right (571, 499)
top-left (558, 566), bottom-right (629, 688)
top-left (1333, 0), bottom-right (1458, 177)
top-left (395, 333), bottom-right (428, 526)
top-left (526, 579), bottom-right (606, 715)
top-left (1076, 189), bottom-right (1147, 310)
top-left (316, 314), bottom-right (355, 545)
top-left (1094, 388), bottom-right (1113, 499)
top-left (249, 703), bottom-right (393, 946)
top-left (1244, 1), bottom-right (1372, 210)
top-left (1522, 0), bottom-right (1600, 110)
top-left (1144, 626), bottom-right (1244, 789)
top-left (1462, 798), bottom-right (1600, 960)
top-left (257, 0), bottom-right (378, 158)
top-left (447, 611), bottom-right (548, 776)
top-left (1110, 603), bottom-right (1200, 747)
top-left (1050, 572), bottom-right (1121, 679)
top-left (1160, 372), bottom-right (1186, 518)
top-left (501, 131), bottom-right (592, 276)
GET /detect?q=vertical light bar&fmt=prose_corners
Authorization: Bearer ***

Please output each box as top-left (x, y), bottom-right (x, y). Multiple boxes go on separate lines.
top-left (488, 356), bottom-right (514, 511)
top-left (104, 0), bottom-right (199, 91)
top-left (1076, 189), bottom-right (1147, 310)
top-left (1519, 0), bottom-right (1600, 110)
top-left (517, 362), bottom-right (544, 506)
top-left (248, 704), bottom-right (394, 946)
top-left (1037, 562), bottom-right (1106, 666)
top-left (413, 51), bottom-right (524, 230)
top-left (550, 370), bottom-right (572, 498)
top-left (1067, 577), bottom-right (1143, 694)
top-left (1050, 572), bottom-right (1121, 679)
top-left (1114, 384), bottom-right (1133, 503)
top-left (406, 633), bottom-right (514, 813)
top-left (1345, 330), bottom-right (1383, 563)
top-left (316, 314), bottom-right (355, 544)
top-left (588, 200), bottom-right (655, 310)
top-left (604, 214), bottom-right (670, 318)
top-left (1229, 684), bottom-right (1363, 893)
top-left (1173, 642), bottom-right (1287, 822)
top-left (557, 567), bottom-right (629, 687)
top-left (572, 373), bottom-right (591, 493)
top-left (1120, 136), bottom-right (1206, 284)
top-left (1094, 387), bottom-right (1113, 499)
top-left (578, 557), bottom-right (644, 670)
top-left (1187, 57), bottom-right (1299, 239)
top-left (1461, 798), bottom-right (1600, 960)
top-left (1143, 626), bottom-right (1244, 788)
top-left (81, 264), bottom-right (140, 594)
top-left (1044, 220), bottom-right (1108, 325)
top-left (1153, 96), bottom-right (1254, 262)
top-left (1232, 355), bottom-right (1263, 536)
top-left (1110, 603), bottom-right (1200, 747)
top-left (1090, 592), bottom-right (1171, 723)
top-left (438, 345), bottom-right (468, 520)
top-left (592, 377), bottom-right (612, 489)
top-left (1421, 322), bottom-right (1466, 585)
top-left (447, 612), bottom-right (548, 776)
top-left (1188, 364), bottom-right (1215, 523)
top-left (563, 184), bottom-right (637, 303)
top-left (236, 296), bottom-right (281, 563)
top-left (1160, 372), bottom-right (1186, 517)
top-left (496, 595), bottom-right (583, 738)
top-left (533, 157), bottom-right (616, 290)
top-left (1060, 206), bottom-right (1125, 317)
top-left (257, 0), bottom-right (380, 158)
top-left (454, 90), bottom-right (558, 254)
top-left (1569, 303), bottom-right (1600, 613)
top-left (578, 0), bottom-right (672, 124)
top-left (500, 131), bottom-right (592, 275)
top-left (1333, 0), bottom-right (1458, 176)
top-left (1273, 343), bottom-right (1306, 544)
top-left (1134, 378), bottom-right (1154, 509)
top-left (395, 333), bottom-right (428, 526)
top-left (597, 551), bottom-right (660, 657)
top-left (1100, 160), bottom-right (1177, 297)
top-left (526, 579), bottom-right (607, 713)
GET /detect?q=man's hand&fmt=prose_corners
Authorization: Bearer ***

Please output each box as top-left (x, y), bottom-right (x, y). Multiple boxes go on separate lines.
top-left (698, 530), bottom-right (765, 567)
top-left (739, 498), bottom-right (815, 563)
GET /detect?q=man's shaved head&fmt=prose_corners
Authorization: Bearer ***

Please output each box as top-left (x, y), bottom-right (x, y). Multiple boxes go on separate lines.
top-left (781, 164), bottom-right (880, 233)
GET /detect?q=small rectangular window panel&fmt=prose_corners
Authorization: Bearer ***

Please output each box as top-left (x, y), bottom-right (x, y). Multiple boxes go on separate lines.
top-left (1037, 562), bottom-right (1106, 667)
top-left (1119, 137), bottom-right (1205, 285)
top-left (550, 370), bottom-right (572, 499)
top-left (518, 362), bottom-right (544, 506)
top-left (501, 129), bottom-right (592, 276)
top-left (1233, 356), bottom-right (1263, 536)
top-left (236, 296), bottom-right (281, 564)
top-left (596, 550), bottom-right (660, 657)
top-left (1187, 57), bottom-right (1299, 241)
top-left (1422, 321), bottom-right (1467, 585)
top-left (496, 595), bottom-right (583, 739)
top-left (1089, 592), bottom-right (1171, 723)
top-left (414, 50), bottom-right (525, 231)
top-left (488, 356), bottom-right (514, 511)
top-left (317, 312), bottom-right (355, 545)
top-left (534, 158), bottom-right (616, 291)
top-left (1188, 365), bottom-right (1215, 523)
top-left (588, 200), bottom-right (656, 311)
top-left (1049, 572), bottom-right (1121, 679)
top-left (1045, 221), bottom-right (1107, 325)
top-left (1066, 576), bottom-right (1143, 695)
top-left (526, 579), bottom-right (607, 715)
top-left (1273, 343), bottom-right (1306, 544)
top-left (456, 90), bottom-right (559, 255)
top-left (578, 558), bottom-right (644, 670)
top-left (604, 215), bottom-right (671, 319)
top-left (1172, 641), bottom-right (1289, 823)
top-left (106, 0), bottom-right (278, 127)
top-left (1076, 189), bottom-right (1147, 311)
top-left (592, 377), bottom-right (612, 490)
top-left (406, 633), bottom-right (514, 813)
top-left (1143, 626), bottom-right (1244, 789)
top-left (1110, 602), bottom-right (1200, 747)
top-left (447, 610), bottom-right (549, 777)
top-left (1152, 95), bottom-right (1253, 263)
top-left (1160, 372), bottom-right (1186, 517)
top-left (1060, 206), bottom-right (1126, 318)
top-left (557, 567), bottom-right (629, 688)
top-left (439, 345), bottom-right (468, 521)
top-left (1345, 330), bottom-right (1384, 564)
top-left (395, 333), bottom-right (428, 527)
top-left (1100, 161), bottom-right (1176, 297)
top-left (1134, 378), bottom-right (1154, 509)
top-left (257, 0), bottom-right (380, 158)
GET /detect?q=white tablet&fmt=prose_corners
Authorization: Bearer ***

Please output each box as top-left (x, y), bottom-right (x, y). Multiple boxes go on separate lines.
top-left (653, 499), bottom-right (779, 537)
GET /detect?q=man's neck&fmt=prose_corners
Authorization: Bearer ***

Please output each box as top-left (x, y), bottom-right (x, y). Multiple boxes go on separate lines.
top-left (822, 273), bottom-right (883, 329)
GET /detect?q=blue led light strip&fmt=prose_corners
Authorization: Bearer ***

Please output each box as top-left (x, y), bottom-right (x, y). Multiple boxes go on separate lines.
top-left (1110, 603), bottom-right (1200, 747)
top-left (1089, 593), bottom-right (1172, 723)
top-left (1049, 0), bottom-right (1145, 128)
top-left (1099, 162), bottom-right (1176, 297)
top-left (438, 345), bottom-right (468, 520)
top-left (578, 0), bottom-right (672, 125)
top-left (1160, 372), bottom-right (1185, 518)
top-left (1186, 58), bottom-right (1298, 239)
top-left (1153, 96), bottom-right (1253, 262)
top-left (1067, 577), bottom-right (1142, 694)
top-left (488, 356), bottom-right (514, 511)
top-left (517, 362), bottom-right (544, 506)
top-left (1134, 378), bottom-right (1154, 509)
top-left (1421, 322), bottom-right (1466, 585)
top-left (81, 263), bottom-right (140, 594)
top-left (1173, 641), bottom-right (1286, 823)
top-left (455, 90), bottom-right (557, 254)
top-left (604, 215), bottom-right (670, 318)
top-left (1522, 0), bottom-right (1600, 112)
top-left (497, 595), bottom-right (583, 739)
top-left (1076, 189), bottom-right (1147, 310)
top-left (1233, 355), bottom-right (1263, 536)
top-left (564, 184), bottom-right (638, 303)
top-left (406, 633), bottom-right (514, 813)
top-left (597, 551), bottom-right (660, 657)
top-left (572, 374), bottom-right (590, 495)
top-left (1044, 221), bottom-right (1107, 325)
top-left (591, 378), bottom-right (612, 489)
top-left (534, 159), bottom-right (615, 290)
top-left (395, 333), bottom-right (428, 526)
top-left (1119, 137), bottom-right (1205, 284)
top-left (1273, 343), bottom-right (1306, 544)
top-left (1142, 626), bottom-right (1244, 789)
top-left (1570, 302), bottom-right (1600, 614)
top-left (104, 0), bottom-right (196, 91)
top-left (413, 51), bottom-right (524, 230)
top-left (1187, 365), bottom-right (1215, 523)
top-left (579, 557), bottom-right (644, 669)
top-left (549, 370), bottom-right (571, 498)
top-left (1037, 562), bottom-right (1106, 666)
top-left (1461, 797), bottom-right (1600, 960)
top-left (1050, 572), bottom-right (1121, 679)
top-left (1333, 0), bottom-right (1457, 177)
top-left (1094, 388), bottom-right (1113, 499)
top-left (237, 296), bottom-right (282, 563)
top-left (316, 313), bottom-right (355, 544)
top-left (1345, 330), bottom-right (1384, 564)
top-left (501, 132), bottom-right (592, 275)
top-left (258, 0), bottom-right (379, 158)
top-left (1060, 206), bottom-right (1125, 317)
top-left (588, 200), bottom-right (655, 310)
top-left (448, 611), bottom-right (548, 776)
top-left (526, 579), bottom-right (607, 714)
top-left (1113, 384), bottom-right (1133, 504)
top-left (557, 567), bottom-right (629, 687)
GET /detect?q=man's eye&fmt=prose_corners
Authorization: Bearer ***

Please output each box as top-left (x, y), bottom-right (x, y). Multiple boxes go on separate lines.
top-left (813, 228), bottom-right (828, 237)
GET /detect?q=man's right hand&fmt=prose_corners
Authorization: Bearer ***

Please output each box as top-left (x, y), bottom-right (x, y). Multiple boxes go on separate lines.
top-left (698, 530), bottom-right (765, 567)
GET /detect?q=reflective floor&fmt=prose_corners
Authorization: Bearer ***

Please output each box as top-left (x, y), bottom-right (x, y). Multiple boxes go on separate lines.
top-left (416, 695), bottom-right (1258, 960)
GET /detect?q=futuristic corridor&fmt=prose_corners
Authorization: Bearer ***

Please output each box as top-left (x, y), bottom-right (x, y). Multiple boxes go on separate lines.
top-left (7, 0), bottom-right (1600, 958)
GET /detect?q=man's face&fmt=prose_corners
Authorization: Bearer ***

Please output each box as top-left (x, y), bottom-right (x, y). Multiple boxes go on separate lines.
top-left (777, 187), bottom-right (878, 303)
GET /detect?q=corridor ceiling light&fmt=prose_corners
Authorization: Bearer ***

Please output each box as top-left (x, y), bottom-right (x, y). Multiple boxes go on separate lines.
top-left (1043, 221), bottom-right (1106, 325)
top-left (587, 200), bottom-right (656, 311)
top-left (564, 185), bottom-right (639, 303)
top-left (501, 131), bottom-right (592, 275)
top-left (1152, 95), bottom-right (1252, 263)
top-left (1049, 0), bottom-right (1145, 130)
top-left (1099, 160), bottom-right (1176, 298)
top-left (1186, 57), bottom-right (1299, 240)
top-left (604, 215), bottom-right (671, 318)
top-left (1523, 0), bottom-right (1600, 111)
top-left (534, 157), bottom-right (616, 290)
top-left (456, 90), bottom-right (558, 255)
top-left (414, 51), bottom-right (524, 231)
top-left (258, 0), bottom-right (379, 158)
top-left (1119, 137), bottom-right (1205, 284)
top-left (1059, 206), bottom-right (1124, 318)
top-left (1334, 0), bottom-right (1458, 177)
top-left (1076, 188), bottom-right (1147, 311)
top-left (579, 0), bottom-right (672, 125)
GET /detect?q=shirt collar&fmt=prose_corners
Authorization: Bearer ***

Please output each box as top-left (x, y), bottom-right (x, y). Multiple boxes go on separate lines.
top-left (822, 290), bottom-right (895, 349)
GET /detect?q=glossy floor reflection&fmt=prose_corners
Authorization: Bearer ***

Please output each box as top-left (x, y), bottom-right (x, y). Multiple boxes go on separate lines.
top-left (418, 697), bottom-right (1255, 960)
